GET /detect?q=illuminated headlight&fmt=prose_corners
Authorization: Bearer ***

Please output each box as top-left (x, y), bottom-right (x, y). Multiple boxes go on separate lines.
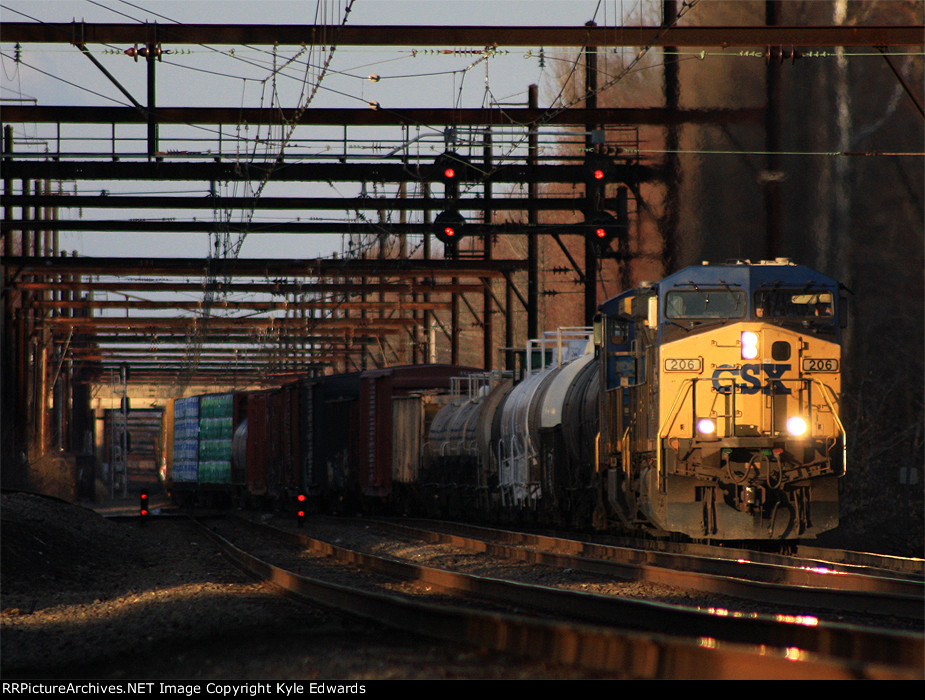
top-left (741, 331), bottom-right (759, 360)
top-left (697, 418), bottom-right (716, 435)
top-left (786, 416), bottom-right (807, 436)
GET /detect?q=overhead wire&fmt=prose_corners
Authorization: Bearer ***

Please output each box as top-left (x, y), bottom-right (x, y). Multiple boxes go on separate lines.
top-left (106, 0), bottom-right (362, 382)
top-left (11, 1), bottom-right (916, 369)
top-left (5, 0), bottom-right (683, 274)
top-left (0, 0), bottom-right (679, 170)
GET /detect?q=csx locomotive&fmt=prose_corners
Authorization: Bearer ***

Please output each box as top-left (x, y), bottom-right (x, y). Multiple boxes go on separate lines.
top-left (166, 259), bottom-right (846, 542)
top-left (595, 258), bottom-right (846, 539)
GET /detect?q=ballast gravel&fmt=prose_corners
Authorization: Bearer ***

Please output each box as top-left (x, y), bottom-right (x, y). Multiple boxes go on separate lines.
top-left (0, 493), bottom-right (611, 680)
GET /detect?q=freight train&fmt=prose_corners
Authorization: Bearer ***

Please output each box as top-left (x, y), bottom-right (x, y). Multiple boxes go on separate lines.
top-left (164, 259), bottom-right (847, 542)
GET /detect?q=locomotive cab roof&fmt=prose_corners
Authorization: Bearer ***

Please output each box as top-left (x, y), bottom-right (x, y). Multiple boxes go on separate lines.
top-left (659, 259), bottom-right (840, 293)
top-left (598, 259), bottom-right (844, 337)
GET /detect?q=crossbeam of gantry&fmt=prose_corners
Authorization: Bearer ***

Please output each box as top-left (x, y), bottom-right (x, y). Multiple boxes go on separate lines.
top-left (70, 346), bottom-right (370, 358)
top-left (82, 366), bottom-right (333, 384)
top-left (5, 255), bottom-right (511, 326)
top-left (67, 343), bottom-right (396, 377)
top-left (66, 334), bottom-right (401, 356)
top-left (0, 105), bottom-right (764, 127)
top-left (3, 194), bottom-right (629, 213)
top-left (75, 353), bottom-right (344, 366)
top-left (11, 280), bottom-right (488, 295)
top-left (5, 253), bottom-right (515, 376)
top-left (72, 349), bottom-right (352, 366)
top-left (66, 334), bottom-right (395, 345)
top-left (42, 314), bottom-right (421, 369)
top-left (43, 316), bottom-right (417, 332)
top-left (84, 366), bottom-right (337, 378)
top-left (1, 256), bottom-right (526, 277)
top-left (0, 161), bottom-right (658, 184)
top-left (3, 22), bottom-right (922, 47)
top-left (31, 299), bottom-right (452, 312)
top-left (3, 220), bottom-right (626, 235)
top-left (64, 343), bottom-right (427, 379)
top-left (80, 357), bottom-right (359, 365)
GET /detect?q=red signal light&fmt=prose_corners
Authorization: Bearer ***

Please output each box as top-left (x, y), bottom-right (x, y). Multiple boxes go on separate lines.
top-left (297, 494), bottom-right (307, 527)
top-left (139, 491), bottom-right (149, 518)
top-left (433, 210), bottom-right (466, 247)
top-left (443, 167), bottom-right (456, 179)
top-left (585, 187), bottom-right (629, 256)
top-left (585, 211), bottom-right (624, 254)
top-left (585, 154), bottom-right (614, 184)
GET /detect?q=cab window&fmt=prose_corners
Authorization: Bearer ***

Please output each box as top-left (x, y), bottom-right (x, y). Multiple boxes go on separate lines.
top-left (665, 289), bottom-right (746, 319)
top-left (754, 290), bottom-right (834, 319)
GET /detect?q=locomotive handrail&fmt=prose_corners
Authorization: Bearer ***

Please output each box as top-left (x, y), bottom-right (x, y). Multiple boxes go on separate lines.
top-left (656, 374), bottom-right (846, 490)
top-left (594, 431), bottom-right (605, 475)
top-left (656, 378), bottom-right (696, 492)
top-left (621, 426), bottom-right (632, 481)
top-left (812, 379), bottom-right (848, 475)
top-left (679, 376), bottom-right (841, 437)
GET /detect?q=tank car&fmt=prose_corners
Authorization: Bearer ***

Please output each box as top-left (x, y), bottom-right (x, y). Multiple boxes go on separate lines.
top-left (423, 373), bottom-right (510, 517)
top-left (597, 259), bottom-right (846, 540)
top-left (427, 329), bottom-right (599, 525)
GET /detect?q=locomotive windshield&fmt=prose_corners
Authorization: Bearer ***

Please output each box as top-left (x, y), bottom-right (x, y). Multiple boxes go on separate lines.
top-left (754, 289), bottom-right (835, 320)
top-left (665, 289), bottom-right (746, 319)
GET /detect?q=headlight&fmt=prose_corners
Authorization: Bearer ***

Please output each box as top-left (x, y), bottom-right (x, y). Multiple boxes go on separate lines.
top-left (741, 331), bottom-right (759, 360)
top-left (786, 416), bottom-right (807, 436)
top-left (697, 418), bottom-right (716, 435)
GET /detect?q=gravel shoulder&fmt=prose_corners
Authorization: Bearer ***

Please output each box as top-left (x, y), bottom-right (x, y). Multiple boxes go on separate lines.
top-left (0, 493), bottom-right (606, 680)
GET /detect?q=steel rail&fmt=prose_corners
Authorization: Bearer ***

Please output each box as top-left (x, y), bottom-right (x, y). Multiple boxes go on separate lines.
top-left (198, 515), bottom-right (921, 679)
top-left (375, 519), bottom-right (925, 620)
top-left (791, 546), bottom-right (925, 580)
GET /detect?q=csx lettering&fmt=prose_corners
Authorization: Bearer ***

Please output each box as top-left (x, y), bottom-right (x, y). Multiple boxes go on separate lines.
top-left (711, 364), bottom-right (792, 395)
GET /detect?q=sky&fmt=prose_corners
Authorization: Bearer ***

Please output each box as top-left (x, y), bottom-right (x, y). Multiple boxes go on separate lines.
top-left (1, 0), bottom-right (662, 260)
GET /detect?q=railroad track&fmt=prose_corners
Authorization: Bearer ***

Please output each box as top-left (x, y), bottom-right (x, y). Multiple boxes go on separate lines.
top-left (192, 513), bottom-right (923, 680)
top-left (601, 532), bottom-right (924, 580)
top-left (370, 518), bottom-right (924, 623)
